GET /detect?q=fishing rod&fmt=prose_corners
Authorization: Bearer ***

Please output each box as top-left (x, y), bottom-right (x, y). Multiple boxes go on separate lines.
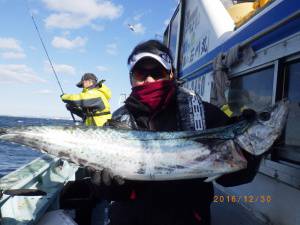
top-left (25, 2), bottom-right (76, 123)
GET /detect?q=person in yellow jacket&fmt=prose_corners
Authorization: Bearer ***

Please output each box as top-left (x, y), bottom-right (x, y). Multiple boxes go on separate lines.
top-left (61, 73), bottom-right (112, 126)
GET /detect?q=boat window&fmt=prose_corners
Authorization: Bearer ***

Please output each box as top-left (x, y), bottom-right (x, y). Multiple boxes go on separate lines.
top-left (228, 67), bottom-right (274, 116)
top-left (169, 8), bottom-right (180, 68)
top-left (275, 60), bottom-right (300, 164)
top-left (179, 0), bottom-right (208, 72)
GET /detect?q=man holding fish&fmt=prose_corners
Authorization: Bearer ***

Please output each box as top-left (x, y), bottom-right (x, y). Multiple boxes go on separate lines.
top-left (0, 40), bottom-right (288, 225)
top-left (87, 40), bottom-right (258, 225)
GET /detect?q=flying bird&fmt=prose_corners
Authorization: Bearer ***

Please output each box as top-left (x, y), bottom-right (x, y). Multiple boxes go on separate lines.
top-left (128, 24), bottom-right (136, 32)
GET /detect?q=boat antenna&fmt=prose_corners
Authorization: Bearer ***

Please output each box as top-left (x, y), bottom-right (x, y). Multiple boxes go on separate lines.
top-left (25, 2), bottom-right (76, 123)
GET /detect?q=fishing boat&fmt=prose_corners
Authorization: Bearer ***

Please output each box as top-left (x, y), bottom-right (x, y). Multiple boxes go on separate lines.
top-left (163, 0), bottom-right (300, 224)
top-left (1, 0), bottom-right (299, 224)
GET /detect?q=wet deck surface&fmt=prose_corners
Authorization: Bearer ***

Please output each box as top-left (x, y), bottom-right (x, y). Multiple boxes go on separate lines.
top-left (211, 189), bottom-right (266, 225)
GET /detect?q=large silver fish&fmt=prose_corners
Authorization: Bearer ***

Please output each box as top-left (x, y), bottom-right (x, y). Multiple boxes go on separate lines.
top-left (0, 101), bottom-right (288, 181)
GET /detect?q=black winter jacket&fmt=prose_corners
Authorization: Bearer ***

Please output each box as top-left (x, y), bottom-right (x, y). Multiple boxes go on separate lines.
top-left (108, 86), bottom-right (229, 205)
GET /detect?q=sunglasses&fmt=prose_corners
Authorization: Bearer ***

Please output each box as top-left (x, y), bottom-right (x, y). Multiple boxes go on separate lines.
top-left (131, 67), bottom-right (170, 81)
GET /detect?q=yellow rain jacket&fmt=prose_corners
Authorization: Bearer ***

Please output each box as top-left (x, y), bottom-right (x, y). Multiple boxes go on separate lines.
top-left (61, 84), bottom-right (112, 126)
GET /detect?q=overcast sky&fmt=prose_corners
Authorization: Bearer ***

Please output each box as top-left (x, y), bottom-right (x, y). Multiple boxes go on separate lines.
top-left (0, 0), bottom-right (178, 118)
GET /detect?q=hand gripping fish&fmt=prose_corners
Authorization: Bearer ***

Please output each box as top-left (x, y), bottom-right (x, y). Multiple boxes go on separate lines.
top-left (0, 101), bottom-right (288, 181)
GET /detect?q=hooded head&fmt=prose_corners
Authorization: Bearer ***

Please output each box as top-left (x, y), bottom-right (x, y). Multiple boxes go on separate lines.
top-left (76, 73), bottom-right (98, 88)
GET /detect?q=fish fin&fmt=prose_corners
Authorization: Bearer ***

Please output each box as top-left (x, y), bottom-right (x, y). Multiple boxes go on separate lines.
top-left (204, 175), bottom-right (221, 182)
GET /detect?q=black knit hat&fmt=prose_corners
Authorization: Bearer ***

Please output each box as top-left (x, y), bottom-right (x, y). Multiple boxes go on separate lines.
top-left (76, 73), bottom-right (98, 88)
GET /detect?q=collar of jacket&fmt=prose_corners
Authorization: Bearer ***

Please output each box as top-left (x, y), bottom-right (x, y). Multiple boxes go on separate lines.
top-left (82, 86), bottom-right (99, 93)
top-left (82, 83), bottom-right (99, 91)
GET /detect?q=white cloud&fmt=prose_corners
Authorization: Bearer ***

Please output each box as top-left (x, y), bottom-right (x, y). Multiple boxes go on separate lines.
top-left (0, 37), bottom-right (26, 60)
top-left (29, 8), bottom-right (39, 16)
top-left (43, 0), bottom-right (123, 29)
top-left (29, 46), bottom-right (37, 51)
top-left (52, 36), bottom-right (87, 49)
top-left (106, 43), bottom-right (118, 55)
top-left (133, 14), bottom-right (143, 22)
top-left (96, 66), bottom-right (108, 72)
top-left (44, 61), bottom-right (76, 75)
top-left (164, 19), bottom-right (170, 27)
top-left (61, 30), bottom-right (71, 36)
top-left (90, 23), bottom-right (105, 31)
top-left (55, 64), bottom-right (76, 75)
top-left (133, 10), bottom-right (151, 21)
top-left (124, 10), bottom-right (147, 35)
top-left (34, 89), bottom-right (53, 94)
top-left (0, 38), bottom-right (22, 51)
top-left (1, 51), bottom-right (26, 59)
top-left (45, 13), bottom-right (90, 29)
top-left (0, 64), bottom-right (45, 83)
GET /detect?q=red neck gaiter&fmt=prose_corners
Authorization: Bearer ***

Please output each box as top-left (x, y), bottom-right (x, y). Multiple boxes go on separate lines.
top-left (130, 80), bottom-right (176, 112)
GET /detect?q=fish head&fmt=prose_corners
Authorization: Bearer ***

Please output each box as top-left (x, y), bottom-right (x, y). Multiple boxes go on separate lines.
top-left (236, 100), bottom-right (288, 155)
top-left (258, 100), bottom-right (289, 130)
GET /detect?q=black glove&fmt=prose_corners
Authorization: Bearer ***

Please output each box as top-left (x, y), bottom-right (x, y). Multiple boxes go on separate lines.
top-left (85, 166), bottom-right (125, 187)
top-left (65, 103), bottom-right (74, 111)
top-left (98, 79), bottom-right (105, 88)
top-left (65, 104), bottom-right (85, 119)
